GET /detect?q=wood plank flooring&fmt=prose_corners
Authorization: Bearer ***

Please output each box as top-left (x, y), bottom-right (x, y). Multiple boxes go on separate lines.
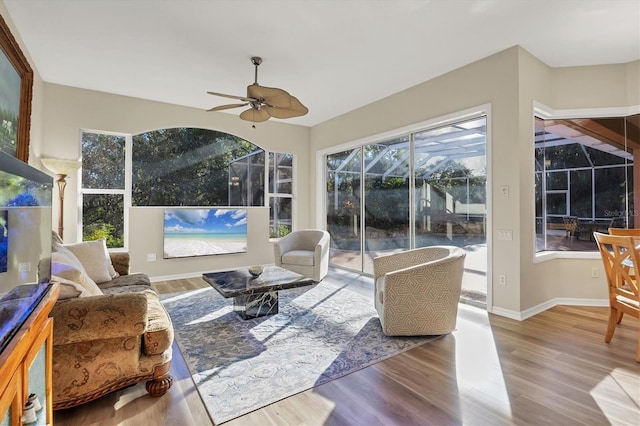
top-left (54, 270), bottom-right (640, 425)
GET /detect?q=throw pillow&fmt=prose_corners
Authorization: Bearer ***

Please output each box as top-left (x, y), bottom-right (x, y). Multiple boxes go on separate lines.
top-left (63, 239), bottom-right (118, 283)
top-left (51, 275), bottom-right (89, 299)
top-left (51, 252), bottom-right (102, 296)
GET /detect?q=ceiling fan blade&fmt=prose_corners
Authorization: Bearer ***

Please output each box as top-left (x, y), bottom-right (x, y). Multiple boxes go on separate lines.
top-left (207, 103), bottom-right (248, 112)
top-left (239, 107), bottom-right (271, 122)
top-left (247, 84), bottom-right (292, 108)
top-left (265, 96), bottom-right (308, 119)
top-left (207, 91), bottom-right (255, 102)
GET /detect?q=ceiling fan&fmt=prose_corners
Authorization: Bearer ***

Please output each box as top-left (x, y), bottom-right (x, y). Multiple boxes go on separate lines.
top-left (207, 56), bottom-right (308, 123)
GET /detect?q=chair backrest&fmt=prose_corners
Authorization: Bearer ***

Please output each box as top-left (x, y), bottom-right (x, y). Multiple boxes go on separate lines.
top-left (608, 228), bottom-right (640, 237)
top-left (283, 229), bottom-right (329, 250)
top-left (593, 232), bottom-right (640, 308)
top-left (562, 216), bottom-right (578, 232)
top-left (372, 246), bottom-right (465, 281)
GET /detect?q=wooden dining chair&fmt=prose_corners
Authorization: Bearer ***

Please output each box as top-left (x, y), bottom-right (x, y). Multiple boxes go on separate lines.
top-left (608, 227), bottom-right (640, 236)
top-left (593, 232), bottom-right (640, 362)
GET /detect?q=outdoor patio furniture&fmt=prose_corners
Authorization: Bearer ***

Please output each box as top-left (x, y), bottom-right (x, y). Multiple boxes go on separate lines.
top-left (563, 216), bottom-right (579, 239)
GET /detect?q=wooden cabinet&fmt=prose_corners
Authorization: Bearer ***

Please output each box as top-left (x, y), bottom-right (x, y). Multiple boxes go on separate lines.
top-left (0, 284), bottom-right (59, 426)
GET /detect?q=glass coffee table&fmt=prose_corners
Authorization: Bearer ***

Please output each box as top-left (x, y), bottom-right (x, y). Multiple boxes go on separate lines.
top-left (202, 265), bottom-right (317, 319)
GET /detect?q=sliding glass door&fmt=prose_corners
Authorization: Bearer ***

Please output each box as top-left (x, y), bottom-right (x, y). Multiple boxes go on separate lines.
top-left (325, 115), bottom-right (488, 304)
top-left (414, 118), bottom-right (487, 248)
top-left (363, 137), bottom-right (410, 274)
top-left (327, 149), bottom-right (362, 270)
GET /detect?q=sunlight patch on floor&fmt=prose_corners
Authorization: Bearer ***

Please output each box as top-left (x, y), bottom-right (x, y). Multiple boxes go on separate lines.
top-left (186, 305), bottom-right (233, 325)
top-left (591, 368), bottom-right (640, 424)
top-left (162, 287), bottom-right (209, 303)
top-left (455, 304), bottom-right (513, 422)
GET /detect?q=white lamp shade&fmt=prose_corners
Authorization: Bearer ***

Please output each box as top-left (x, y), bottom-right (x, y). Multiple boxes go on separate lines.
top-left (41, 157), bottom-right (82, 175)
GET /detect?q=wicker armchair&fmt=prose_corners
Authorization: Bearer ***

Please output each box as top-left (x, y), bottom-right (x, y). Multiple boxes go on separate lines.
top-left (373, 246), bottom-right (466, 336)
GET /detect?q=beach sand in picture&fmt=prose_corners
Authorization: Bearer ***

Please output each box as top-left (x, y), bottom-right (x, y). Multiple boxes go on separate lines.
top-left (164, 236), bottom-right (246, 258)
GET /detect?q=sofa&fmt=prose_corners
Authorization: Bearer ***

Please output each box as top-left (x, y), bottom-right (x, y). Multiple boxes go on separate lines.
top-left (49, 233), bottom-right (174, 410)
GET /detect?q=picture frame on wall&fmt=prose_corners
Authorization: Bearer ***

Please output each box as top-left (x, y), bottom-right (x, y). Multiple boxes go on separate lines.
top-left (0, 14), bottom-right (33, 163)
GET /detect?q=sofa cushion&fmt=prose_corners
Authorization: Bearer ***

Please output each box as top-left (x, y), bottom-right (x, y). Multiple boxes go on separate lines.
top-left (109, 252), bottom-right (131, 276)
top-left (63, 238), bottom-right (118, 283)
top-left (98, 273), bottom-right (151, 292)
top-left (51, 252), bottom-right (102, 296)
top-left (282, 250), bottom-right (315, 266)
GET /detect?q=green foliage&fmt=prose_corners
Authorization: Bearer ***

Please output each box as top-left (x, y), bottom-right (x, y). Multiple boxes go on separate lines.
top-left (269, 224), bottom-right (291, 238)
top-left (131, 128), bottom-right (261, 206)
top-left (82, 194), bottom-right (124, 248)
top-left (83, 222), bottom-right (124, 248)
top-left (0, 109), bottom-right (17, 156)
top-left (81, 132), bottom-right (126, 189)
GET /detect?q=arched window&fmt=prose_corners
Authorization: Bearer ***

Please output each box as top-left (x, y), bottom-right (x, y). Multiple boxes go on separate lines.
top-left (81, 128), bottom-right (272, 248)
top-left (132, 128), bottom-right (264, 206)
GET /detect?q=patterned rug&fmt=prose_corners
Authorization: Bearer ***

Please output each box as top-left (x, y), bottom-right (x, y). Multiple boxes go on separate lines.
top-left (161, 282), bottom-right (438, 424)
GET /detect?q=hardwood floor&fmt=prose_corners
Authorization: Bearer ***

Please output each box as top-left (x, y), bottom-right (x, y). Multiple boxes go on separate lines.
top-left (54, 270), bottom-right (640, 426)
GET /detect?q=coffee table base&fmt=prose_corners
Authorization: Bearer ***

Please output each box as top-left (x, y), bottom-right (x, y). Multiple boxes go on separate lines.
top-left (234, 290), bottom-right (279, 319)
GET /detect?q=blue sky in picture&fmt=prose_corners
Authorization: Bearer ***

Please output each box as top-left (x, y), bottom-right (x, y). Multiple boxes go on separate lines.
top-left (164, 208), bottom-right (247, 235)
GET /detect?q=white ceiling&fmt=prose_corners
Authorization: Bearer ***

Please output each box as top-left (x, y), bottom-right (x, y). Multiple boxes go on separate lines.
top-left (4, 0), bottom-right (640, 127)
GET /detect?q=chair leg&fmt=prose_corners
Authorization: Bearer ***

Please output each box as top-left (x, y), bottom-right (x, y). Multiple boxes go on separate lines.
top-left (616, 310), bottom-right (624, 324)
top-left (636, 319), bottom-right (640, 363)
top-left (145, 362), bottom-right (173, 397)
top-left (605, 307), bottom-right (618, 343)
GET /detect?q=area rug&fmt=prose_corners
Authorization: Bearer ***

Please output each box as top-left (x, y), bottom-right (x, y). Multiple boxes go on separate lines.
top-left (161, 282), bottom-right (438, 424)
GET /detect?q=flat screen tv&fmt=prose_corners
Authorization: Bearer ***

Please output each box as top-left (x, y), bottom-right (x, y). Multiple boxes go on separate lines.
top-left (0, 151), bottom-right (52, 354)
top-left (163, 208), bottom-right (247, 259)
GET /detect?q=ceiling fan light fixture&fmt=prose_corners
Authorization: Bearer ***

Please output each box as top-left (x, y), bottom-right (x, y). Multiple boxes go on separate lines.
top-left (207, 56), bottom-right (308, 123)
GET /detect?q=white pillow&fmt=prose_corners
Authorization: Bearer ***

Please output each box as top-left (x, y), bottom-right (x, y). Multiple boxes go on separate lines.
top-left (51, 252), bottom-right (102, 296)
top-left (63, 239), bottom-right (118, 283)
top-left (51, 275), bottom-right (90, 299)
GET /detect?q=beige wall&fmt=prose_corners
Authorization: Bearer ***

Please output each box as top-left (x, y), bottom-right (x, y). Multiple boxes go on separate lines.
top-left (37, 84), bottom-right (311, 277)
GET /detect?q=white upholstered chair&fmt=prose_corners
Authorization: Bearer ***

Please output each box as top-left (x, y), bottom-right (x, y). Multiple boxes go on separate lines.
top-left (274, 229), bottom-right (330, 281)
top-left (373, 246), bottom-right (466, 336)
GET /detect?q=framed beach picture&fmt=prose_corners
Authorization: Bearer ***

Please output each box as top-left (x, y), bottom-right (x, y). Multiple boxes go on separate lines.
top-left (163, 208), bottom-right (248, 259)
top-left (0, 14), bottom-right (33, 162)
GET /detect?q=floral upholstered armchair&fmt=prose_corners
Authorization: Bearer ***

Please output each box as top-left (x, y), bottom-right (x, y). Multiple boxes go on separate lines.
top-left (49, 233), bottom-right (174, 409)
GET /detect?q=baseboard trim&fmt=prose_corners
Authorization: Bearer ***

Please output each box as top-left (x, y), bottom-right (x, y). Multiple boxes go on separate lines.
top-left (491, 297), bottom-right (608, 321)
top-left (150, 271), bottom-right (202, 282)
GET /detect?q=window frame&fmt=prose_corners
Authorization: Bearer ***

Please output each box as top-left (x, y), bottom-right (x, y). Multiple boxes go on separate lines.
top-left (267, 151), bottom-right (295, 239)
top-left (79, 129), bottom-right (131, 251)
top-left (532, 102), bottom-right (640, 262)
